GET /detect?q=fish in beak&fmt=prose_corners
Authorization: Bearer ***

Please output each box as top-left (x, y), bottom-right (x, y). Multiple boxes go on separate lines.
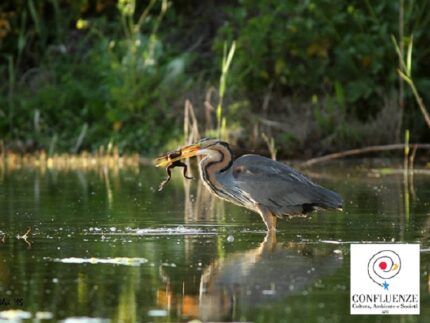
top-left (154, 143), bottom-right (201, 168)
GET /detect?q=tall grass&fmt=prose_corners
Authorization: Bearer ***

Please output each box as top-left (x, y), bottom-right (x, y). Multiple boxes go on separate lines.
top-left (392, 35), bottom-right (430, 128)
top-left (216, 41), bottom-right (236, 138)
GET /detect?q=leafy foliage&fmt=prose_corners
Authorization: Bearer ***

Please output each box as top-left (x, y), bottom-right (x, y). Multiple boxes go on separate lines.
top-left (215, 0), bottom-right (429, 121)
top-left (0, 0), bottom-right (189, 153)
top-left (0, 0), bottom-right (429, 155)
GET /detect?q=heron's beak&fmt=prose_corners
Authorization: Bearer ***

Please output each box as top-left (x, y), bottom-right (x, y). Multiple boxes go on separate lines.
top-left (154, 143), bottom-right (201, 168)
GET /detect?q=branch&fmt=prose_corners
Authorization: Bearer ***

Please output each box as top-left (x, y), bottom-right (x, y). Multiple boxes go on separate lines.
top-left (301, 143), bottom-right (430, 167)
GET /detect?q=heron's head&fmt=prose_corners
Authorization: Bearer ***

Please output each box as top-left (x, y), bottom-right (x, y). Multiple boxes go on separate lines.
top-left (154, 138), bottom-right (229, 168)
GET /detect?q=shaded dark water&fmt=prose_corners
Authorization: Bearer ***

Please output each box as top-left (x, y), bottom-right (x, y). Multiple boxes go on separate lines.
top-left (0, 160), bottom-right (429, 322)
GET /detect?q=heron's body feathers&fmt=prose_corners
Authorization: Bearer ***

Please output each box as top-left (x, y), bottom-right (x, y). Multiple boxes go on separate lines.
top-left (215, 154), bottom-right (343, 219)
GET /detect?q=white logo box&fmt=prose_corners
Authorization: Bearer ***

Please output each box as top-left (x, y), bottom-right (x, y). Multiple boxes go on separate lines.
top-left (350, 244), bottom-right (420, 315)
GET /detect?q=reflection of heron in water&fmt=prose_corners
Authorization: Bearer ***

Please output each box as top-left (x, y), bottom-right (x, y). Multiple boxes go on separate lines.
top-left (197, 233), bottom-right (343, 322)
top-left (155, 234), bottom-right (343, 321)
top-left (155, 139), bottom-right (343, 231)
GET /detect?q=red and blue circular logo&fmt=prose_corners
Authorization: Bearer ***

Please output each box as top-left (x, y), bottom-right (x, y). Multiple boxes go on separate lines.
top-left (367, 250), bottom-right (401, 290)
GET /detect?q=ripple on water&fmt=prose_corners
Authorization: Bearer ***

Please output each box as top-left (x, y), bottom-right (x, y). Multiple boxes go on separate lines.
top-left (50, 257), bottom-right (148, 266)
top-left (0, 310), bottom-right (32, 320)
top-left (81, 225), bottom-right (220, 237)
top-left (60, 318), bottom-right (110, 323)
top-left (0, 310), bottom-right (54, 321)
top-left (147, 309), bottom-right (168, 317)
top-left (133, 226), bottom-right (208, 235)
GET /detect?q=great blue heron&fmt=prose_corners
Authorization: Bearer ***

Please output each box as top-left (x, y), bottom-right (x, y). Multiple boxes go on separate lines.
top-left (155, 138), bottom-right (343, 231)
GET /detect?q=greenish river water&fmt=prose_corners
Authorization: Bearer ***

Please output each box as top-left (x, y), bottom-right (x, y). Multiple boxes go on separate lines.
top-left (0, 160), bottom-right (429, 322)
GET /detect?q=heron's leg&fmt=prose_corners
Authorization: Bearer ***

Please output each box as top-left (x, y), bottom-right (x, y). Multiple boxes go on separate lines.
top-left (259, 230), bottom-right (277, 252)
top-left (256, 204), bottom-right (277, 232)
top-left (250, 230), bottom-right (277, 262)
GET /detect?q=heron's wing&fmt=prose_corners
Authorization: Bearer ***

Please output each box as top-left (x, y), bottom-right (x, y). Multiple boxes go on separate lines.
top-left (232, 155), bottom-right (343, 217)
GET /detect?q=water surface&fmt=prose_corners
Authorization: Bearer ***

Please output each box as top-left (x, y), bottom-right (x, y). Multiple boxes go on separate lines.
top-left (0, 160), bottom-right (429, 322)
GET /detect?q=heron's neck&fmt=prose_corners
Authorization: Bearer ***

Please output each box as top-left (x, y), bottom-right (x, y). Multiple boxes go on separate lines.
top-left (199, 144), bottom-right (233, 194)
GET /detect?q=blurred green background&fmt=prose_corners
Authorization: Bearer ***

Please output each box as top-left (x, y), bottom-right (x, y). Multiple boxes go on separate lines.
top-left (0, 0), bottom-right (429, 157)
